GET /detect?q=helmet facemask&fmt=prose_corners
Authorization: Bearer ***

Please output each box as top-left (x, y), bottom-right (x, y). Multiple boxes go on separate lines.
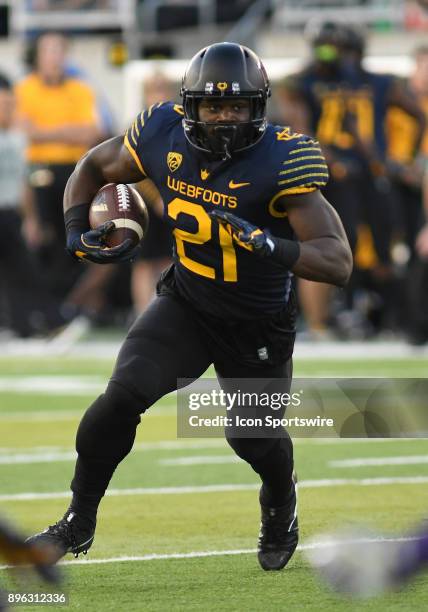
top-left (182, 93), bottom-right (267, 160)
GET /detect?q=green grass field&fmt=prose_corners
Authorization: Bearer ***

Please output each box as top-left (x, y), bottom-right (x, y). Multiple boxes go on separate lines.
top-left (0, 354), bottom-right (428, 611)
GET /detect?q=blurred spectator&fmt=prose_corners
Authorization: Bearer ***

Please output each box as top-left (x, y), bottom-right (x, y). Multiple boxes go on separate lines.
top-left (385, 46), bottom-right (428, 343)
top-left (131, 70), bottom-right (174, 315)
top-left (0, 74), bottom-right (69, 337)
top-left (15, 31), bottom-right (104, 300)
top-left (63, 64), bottom-right (116, 140)
top-left (417, 170), bottom-right (428, 258)
top-left (386, 45), bottom-right (428, 257)
top-left (278, 22), bottom-right (426, 338)
top-left (407, 163), bottom-right (428, 344)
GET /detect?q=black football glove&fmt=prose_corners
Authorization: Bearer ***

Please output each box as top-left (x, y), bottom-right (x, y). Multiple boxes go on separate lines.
top-left (209, 210), bottom-right (275, 257)
top-left (66, 221), bottom-right (139, 264)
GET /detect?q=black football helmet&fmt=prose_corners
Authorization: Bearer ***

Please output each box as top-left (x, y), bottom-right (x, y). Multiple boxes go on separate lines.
top-left (181, 42), bottom-right (271, 159)
top-left (309, 21), bottom-right (345, 48)
top-left (308, 21), bottom-right (365, 58)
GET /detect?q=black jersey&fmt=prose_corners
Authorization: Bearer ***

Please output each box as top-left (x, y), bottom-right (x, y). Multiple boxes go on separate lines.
top-left (124, 102), bottom-right (328, 319)
top-left (289, 65), bottom-right (395, 162)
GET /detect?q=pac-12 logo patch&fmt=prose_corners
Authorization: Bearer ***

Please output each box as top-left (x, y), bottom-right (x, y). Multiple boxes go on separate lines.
top-left (167, 152), bottom-right (183, 173)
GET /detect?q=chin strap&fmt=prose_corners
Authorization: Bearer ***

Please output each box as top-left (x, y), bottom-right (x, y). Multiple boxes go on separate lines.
top-left (221, 137), bottom-right (232, 161)
top-left (213, 124), bottom-right (236, 160)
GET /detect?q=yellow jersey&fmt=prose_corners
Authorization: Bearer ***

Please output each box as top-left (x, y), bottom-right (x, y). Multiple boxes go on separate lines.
top-left (15, 74), bottom-right (98, 164)
top-left (386, 92), bottom-right (428, 164)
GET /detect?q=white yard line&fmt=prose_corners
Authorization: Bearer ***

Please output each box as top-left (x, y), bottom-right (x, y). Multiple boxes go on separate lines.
top-left (0, 443), bottom-right (231, 465)
top-left (1, 339), bottom-right (428, 360)
top-left (1, 476), bottom-right (428, 502)
top-left (0, 440), bottom-right (227, 455)
top-left (0, 438), bottom-right (413, 462)
top-left (294, 342), bottom-right (428, 359)
top-left (0, 411), bottom-right (83, 422)
top-left (330, 455), bottom-right (428, 467)
top-left (0, 376), bottom-right (105, 395)
top-left (160, 455), bottom-right (241, 466)
top-left (0, 439), bottom-right (414, 455)
top-left (161, 451), bottom-right (428, 467)
top-left (0, 535), bottom-right (416, 570)
top-left (0, 451), bottom-right (77, 465)
top-left (0, 438), bottom-right (415, 456)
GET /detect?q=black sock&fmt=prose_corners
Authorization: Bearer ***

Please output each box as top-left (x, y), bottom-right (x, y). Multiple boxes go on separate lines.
top-left (253, 436), bottom-right (294, 508)
top-left (69, 492), bottom-right (100, 526)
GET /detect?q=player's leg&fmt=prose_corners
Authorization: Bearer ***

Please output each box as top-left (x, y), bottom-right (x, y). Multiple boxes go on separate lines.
top-left (27, 294), bottom-right (212, 560)
top-left (214, 357), bottom-right (297, 570)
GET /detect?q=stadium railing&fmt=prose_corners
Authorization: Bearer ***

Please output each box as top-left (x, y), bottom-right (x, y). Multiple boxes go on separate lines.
top-left (10, 0), bottom-right (137, 33)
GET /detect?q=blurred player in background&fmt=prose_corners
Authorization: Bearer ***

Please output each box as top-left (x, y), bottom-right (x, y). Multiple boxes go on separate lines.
top-left (27, 42), bottom-right (352, 571)
top-left (307, 521), bottom-right (428, 598)
top-left (277, 22), bottom-right (345, 338)
top-left (279, 22), bottom-right (426, 338)
top-left (386, 45), bottom-right (428, 259)
top-left (0, 515), bottom-right (60, 611)
top-left (15, 31), bottom-right (103, 301)
top-left (131, 70), bottom-right (173, 315)
top-left (385, 46), bottom-right (428, 344)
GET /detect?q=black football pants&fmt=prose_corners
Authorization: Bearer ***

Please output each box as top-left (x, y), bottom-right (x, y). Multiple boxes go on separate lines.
top-left (71, 294), bottom-right (294, 512)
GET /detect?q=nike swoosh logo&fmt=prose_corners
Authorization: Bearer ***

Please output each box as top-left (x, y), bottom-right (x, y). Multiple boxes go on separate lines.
top-left (229, 180), bottom-right (251, 189)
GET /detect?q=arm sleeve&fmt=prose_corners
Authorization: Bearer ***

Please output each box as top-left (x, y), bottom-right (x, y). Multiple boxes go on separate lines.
top-left (268, 134), bottom-right (329, 217)
top-left (276, 135), bottom-right (329, 195)
top-left (123, 102), bottom-right (170, 178)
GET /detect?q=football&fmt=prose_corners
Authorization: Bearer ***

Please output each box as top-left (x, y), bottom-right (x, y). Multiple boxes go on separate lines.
top-left (89, 183), bottom-right (149, 248)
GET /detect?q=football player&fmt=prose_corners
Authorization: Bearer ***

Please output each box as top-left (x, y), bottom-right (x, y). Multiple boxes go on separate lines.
top-left (0, 516), bottom-right (60, 587)
top-left (307, 523), bottom-right (428, 597)
top-left (27, 43), bottom-right (352, 571)
top-left (279, 23), bottom-right (426, 336)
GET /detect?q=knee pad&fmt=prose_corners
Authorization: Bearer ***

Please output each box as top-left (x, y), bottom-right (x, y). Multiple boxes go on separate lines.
top-left (104, 380), bottom-right (147, 418)
top-left (76, 383), bottom-right (142, 460)
top-left (111, 349), bottom-right (165, 409)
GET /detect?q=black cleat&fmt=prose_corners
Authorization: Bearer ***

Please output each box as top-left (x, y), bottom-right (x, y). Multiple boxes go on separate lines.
top-left (25, 511), bottom-right (95, 563)
top-left (257, 479), bottom-right (298, 571)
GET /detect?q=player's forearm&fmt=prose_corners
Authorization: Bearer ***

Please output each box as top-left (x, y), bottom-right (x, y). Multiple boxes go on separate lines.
top-left (64, 136), bottom-right (144, 213)
top-left (63, 152), bottom-right (106, 213)
top-left (290, 237), bottom-right (352, 287)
